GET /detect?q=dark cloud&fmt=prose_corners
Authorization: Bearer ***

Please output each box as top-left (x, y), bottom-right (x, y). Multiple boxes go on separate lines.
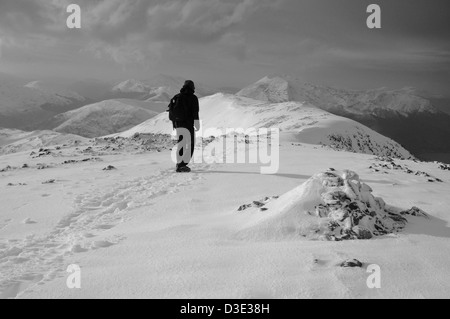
top-left (0, 0), bottom-right (448, 95)
top-left (80, 0), bottom-right (274, 44)
top-left (86, 0), bottom-right (151, 44)
top-left (0, 0), bottom-right (49, 34)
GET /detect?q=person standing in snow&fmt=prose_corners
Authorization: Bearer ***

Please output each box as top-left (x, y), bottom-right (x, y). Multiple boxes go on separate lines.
top-left (168, 80), bottom-right (200, 173)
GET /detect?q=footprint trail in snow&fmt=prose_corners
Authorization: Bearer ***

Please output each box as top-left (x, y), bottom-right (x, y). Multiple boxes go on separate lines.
top-left (0, 166), bottom-right (205, 298)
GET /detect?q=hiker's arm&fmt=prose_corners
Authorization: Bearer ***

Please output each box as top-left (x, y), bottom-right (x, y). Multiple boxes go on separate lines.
top-left (194, 120), bottom-right (200, 131)
top-left (193, 96), bottom-right (200, 121)
top-left (193, 97), bottom-right (200, 131)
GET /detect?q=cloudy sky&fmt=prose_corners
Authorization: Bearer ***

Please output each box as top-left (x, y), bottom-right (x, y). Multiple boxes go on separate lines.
top-left (0, 0), bottom-right (449, 94)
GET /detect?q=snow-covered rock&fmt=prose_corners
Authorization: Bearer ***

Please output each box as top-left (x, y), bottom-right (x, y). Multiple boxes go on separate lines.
top-left (237, 169), bottom-right (428, 241)
top-left (340, 259), bottom-right (363, 268)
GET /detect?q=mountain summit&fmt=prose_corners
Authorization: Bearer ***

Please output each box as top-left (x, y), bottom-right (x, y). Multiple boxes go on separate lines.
top-left (116, 93), bottom-right (413, 159)
top-left (237, 75), bottom-right (450, 160)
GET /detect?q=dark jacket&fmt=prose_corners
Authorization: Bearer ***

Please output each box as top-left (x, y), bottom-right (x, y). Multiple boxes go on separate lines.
top-left (174, 87), bottom-right (199, 127)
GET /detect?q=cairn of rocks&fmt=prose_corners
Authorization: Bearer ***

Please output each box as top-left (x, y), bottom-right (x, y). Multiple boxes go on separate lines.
top-left (237, 169), bottom-right (430, 241)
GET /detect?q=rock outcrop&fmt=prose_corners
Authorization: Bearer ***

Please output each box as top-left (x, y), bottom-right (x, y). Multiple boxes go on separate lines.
top-left (237, 170), bottom-right (430, 241)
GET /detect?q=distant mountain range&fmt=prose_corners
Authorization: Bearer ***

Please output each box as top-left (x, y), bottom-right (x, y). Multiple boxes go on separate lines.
top-left (1, 72), bottom-right (448, 161)
top-left (0, 76), bottom-right (90, 130)
top-left (237, 76), bottom-right (440, 116)
top-left (237, 75), bottom-right (450, 161)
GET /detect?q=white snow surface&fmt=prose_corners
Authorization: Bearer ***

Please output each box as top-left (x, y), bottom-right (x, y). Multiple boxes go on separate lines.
top-left (0, 134), bottom-right (449, 299)
top-left (0, 129), bottom-right (87, 155)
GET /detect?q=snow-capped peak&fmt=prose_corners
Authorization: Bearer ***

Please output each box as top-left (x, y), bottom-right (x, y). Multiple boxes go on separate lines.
top-left (112, 79), bottom-right (151, 93)
top-left (237, 75), bottom-right (440, 116)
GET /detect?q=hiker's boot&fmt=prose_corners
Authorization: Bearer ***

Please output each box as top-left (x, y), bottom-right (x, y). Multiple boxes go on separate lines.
top-left (176, 166), bottom-right (191, 173)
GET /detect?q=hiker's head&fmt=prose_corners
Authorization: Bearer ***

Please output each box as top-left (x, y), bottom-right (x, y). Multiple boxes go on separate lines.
top-left (183, 80), bottom-right (195, 93)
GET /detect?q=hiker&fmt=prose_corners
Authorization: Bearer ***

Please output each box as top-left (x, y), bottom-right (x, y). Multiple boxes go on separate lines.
top-left (168, 80), bottom-right (200, 173)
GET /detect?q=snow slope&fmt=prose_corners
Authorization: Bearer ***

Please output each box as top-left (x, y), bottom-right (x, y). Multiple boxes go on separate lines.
top-left (0, 129), bottom-right (87, 155)
top-left (0, 134), bottom-right (449, 299)
top-left (116, 93), bottom-right (413, 159)
top-left (51, 100), bottom-right (159, 138)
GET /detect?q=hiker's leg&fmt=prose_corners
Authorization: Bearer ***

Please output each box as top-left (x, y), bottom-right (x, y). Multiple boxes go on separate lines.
top-left (176, 125), bottom-right (191, 168)
top-left (176, 126), bottom-right (186, 168)
top-left (182, 126), bottom-right (195, 166)
top-left (189, 126), bottom-right (195, 163)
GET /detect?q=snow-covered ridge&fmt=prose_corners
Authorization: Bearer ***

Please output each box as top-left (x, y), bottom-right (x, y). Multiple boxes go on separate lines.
top-left (146, 87), bottom-right (171, 102)
top-left (116, 93), bottom-right (413, 159)
top-left (52, 100), bottom-right (159, 138)
top-left (237, 75), bottom-right (439, 116)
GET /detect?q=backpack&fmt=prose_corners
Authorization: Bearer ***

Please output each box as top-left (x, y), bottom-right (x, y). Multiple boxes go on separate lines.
top-left (167, 94), bottom-right (187, 122)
